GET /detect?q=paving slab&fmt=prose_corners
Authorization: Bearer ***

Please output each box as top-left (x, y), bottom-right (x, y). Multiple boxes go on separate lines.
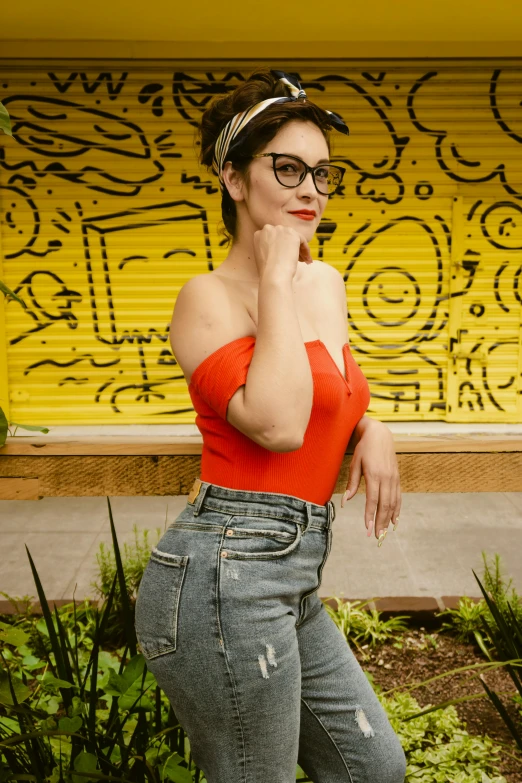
top-left (1, 530), bottom-right (98, 600)
top-left (1, 491), bottom-right (521, 607)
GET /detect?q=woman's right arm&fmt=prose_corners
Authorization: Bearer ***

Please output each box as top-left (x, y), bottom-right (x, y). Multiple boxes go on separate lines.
top-left (244, 269), bottom-right (314, 450)
top-left (170, 270), bottom-right (314, 453)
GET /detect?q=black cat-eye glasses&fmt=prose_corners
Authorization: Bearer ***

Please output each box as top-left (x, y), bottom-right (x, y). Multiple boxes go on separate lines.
top-left (251, 152), bottom-right (345, 195)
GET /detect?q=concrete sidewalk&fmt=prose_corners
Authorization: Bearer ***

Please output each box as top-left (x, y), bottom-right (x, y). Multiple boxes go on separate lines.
top-left (1, 490), bottom-right (521, 608)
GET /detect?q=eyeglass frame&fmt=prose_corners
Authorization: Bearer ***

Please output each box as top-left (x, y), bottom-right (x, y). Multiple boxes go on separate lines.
top-left (251, 152), bottom-right (346, 195)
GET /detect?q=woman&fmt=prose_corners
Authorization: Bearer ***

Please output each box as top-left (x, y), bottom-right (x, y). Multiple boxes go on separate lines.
top-left (135, 68), bottom-right (406, 782)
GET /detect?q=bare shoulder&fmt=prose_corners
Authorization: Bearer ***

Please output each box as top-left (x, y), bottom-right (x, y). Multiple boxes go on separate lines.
top-left (169, 273), bottom-right (248, 385)
top-left (312, 260), bottom-right (345, 300)
top-left (314, 259), bottom-right (343, 282)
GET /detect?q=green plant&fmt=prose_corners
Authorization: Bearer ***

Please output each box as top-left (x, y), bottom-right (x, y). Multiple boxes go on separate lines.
top-left (323, 595), bottom-right (409, 654)
top-left (436, 553), bottom-right (522, 664)
top-left (92, 524), bottom-right (162, 608)
top-left (394, 565), bottom-right (522, 760)
top-left (1, 107), bottom-right (14, 440)
top-left (472, 567), bottom-right (522, 753)
top-left (0, 100), bottom-right (11, 135)
top-left (1, 102), bottom-right (48, 444)
top-left (380, 687), bottom-right (507, 782)
top-left (0, 497), bottom-right (208, 783)
top-left (437, 596), bottom-right (491, 658)
top-left (0, 281), bottom-right (48, 446)
top-left (482, 551), bottom-right (522, 628)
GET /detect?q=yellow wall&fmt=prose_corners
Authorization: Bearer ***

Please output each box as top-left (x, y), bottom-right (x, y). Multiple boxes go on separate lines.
top-left (1, 58), bottom-right (521, 424)
top-left (2, 0), bottom-right (522, 46)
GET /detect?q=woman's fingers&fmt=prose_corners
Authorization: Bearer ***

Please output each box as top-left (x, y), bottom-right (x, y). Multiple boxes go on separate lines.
top-left (393, 485), bottom-right (402, 531)
top-left (374, 485), bottom-right (393, 545)
top-left (364, 479), bottom-right (380, 538)
top-left (298, 235), bottom-right (313, 264)
top-left (363, 468), bottom-right (402, 546)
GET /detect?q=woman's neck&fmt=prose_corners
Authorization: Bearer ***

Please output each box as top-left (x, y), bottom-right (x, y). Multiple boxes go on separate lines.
top-left (214, 226), bottom-right (260, 283)
top-left (215, 217), bottom-right (307, 285)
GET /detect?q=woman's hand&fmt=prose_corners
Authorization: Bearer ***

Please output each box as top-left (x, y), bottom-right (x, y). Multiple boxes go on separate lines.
top-left (340, 418), bottom-right (401, 546)
top-left (253, 224), bottom-right (313, 285)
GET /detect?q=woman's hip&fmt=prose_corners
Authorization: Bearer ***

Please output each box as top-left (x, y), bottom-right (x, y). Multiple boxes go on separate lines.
top-left (135, 479), bottom-right (336, 663)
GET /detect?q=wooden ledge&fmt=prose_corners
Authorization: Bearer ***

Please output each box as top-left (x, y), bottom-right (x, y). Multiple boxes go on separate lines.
top-left (2, 433), bottom-right (522, 456)
top-left (1, 434), bottom-right (522, 498)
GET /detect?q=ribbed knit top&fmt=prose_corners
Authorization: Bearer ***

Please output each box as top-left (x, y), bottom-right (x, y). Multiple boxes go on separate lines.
top-left (187, 336), bottom-right (371, 505)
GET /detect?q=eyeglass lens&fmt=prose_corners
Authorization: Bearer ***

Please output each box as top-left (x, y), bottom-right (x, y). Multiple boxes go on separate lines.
top-left (273, 155), bottom-right (342, 194)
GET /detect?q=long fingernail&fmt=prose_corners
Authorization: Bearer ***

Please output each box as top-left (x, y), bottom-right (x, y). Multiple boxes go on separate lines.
top-left (367, 519), bottom-right (374, 537)
top-left (393, 516), bottom-right (400, 532)
top-left (377, 529), bottom-right (388, 547)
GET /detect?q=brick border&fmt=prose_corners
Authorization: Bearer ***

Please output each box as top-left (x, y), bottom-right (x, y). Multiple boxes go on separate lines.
top-left (0, 595), bottom-right (483, 618)
top-left (0, 598), bottom-right (99, 615)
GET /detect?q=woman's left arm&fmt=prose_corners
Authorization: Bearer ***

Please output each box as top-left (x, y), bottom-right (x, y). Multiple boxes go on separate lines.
top-left (341, 415), bottom-right (401, 544)
top-left (333, 267), bottom-right (401, 545)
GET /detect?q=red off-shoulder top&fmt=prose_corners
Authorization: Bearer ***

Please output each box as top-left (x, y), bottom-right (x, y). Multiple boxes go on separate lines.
top-left (187, 336), bottom-right (370, 505)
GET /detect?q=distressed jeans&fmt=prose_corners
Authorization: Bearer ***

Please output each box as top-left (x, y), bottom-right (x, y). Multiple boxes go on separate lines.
top-left (135, 479), bottom-right (406, 783)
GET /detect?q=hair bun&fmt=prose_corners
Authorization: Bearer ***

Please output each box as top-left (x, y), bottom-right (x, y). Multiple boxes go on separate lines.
top-left (197, 68), bottom-right (292, 171)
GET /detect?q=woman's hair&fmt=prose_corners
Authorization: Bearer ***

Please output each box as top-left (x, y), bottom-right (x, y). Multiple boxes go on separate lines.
top-left (197, 68), bottom-right (334, 244)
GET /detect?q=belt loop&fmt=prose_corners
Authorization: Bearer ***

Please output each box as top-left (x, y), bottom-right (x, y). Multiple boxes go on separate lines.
top-left (327, 499), bottom-right (335, 527)
top-left (303, 501), bottom-right (313, 534)
top-left (187, 477), bottom-right (210, 516)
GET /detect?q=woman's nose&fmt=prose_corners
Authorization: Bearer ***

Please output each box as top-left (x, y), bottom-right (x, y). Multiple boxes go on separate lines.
top-left (297, 170), bottom-right (317, 196)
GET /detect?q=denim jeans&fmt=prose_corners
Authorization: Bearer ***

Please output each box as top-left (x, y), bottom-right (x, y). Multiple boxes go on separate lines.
top-left (135, 478), bottom-right (406, 783)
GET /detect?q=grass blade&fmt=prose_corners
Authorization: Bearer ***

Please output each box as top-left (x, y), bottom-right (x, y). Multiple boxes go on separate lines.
top-left (80, 576), bottom-right (117, 698)
top-left (87, 612), bottom-right (100, 754)
top-left (473, 569), bottom-right (518, 658)
top-left (507, 601), bottom-right (522, 648)
top-left (107, 498), bottom-right (136, 657)
top-left (382, 658), bottom-right (515, 696)
top-left (480, 674), bottom-right (522, 753)
top-left (25, 547), bottom-right (67, 682)
top-left (403, 688), bottom-right (516, 721)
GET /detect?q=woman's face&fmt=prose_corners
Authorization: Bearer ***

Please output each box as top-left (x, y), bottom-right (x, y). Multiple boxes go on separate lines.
top-left (229, 119), bottom-right (330, 242)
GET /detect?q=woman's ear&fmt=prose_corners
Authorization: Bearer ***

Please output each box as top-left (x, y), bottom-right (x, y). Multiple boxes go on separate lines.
top-left (222, 161), bottom-right (245, 203)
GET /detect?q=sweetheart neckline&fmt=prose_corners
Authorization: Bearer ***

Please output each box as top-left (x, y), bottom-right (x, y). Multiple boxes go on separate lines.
top-left (306, 339), bottom-right (350, 386)
top-left (188, 336), bottom-right (351, 388)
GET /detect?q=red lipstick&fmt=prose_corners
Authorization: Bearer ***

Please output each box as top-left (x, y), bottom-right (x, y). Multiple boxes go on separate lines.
top-left (289, 210), bottom-right (316, 221)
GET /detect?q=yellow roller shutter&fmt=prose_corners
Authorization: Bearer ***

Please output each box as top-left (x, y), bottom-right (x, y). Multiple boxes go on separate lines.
top-left (0, 59), bottom-right (521, 425)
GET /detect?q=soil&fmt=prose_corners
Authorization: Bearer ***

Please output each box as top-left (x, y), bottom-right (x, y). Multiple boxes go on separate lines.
top-left (352, 629), bottom-right (522, 783)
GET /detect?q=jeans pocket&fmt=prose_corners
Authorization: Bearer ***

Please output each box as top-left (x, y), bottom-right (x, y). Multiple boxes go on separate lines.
top-left (222, 515), bottom-right (302, 561)
top-left (135, 547), bottom-right (189, 660)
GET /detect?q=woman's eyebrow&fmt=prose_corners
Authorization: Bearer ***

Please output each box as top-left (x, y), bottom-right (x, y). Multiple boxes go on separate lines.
top-left (279, 152), bottom-right (330, 165)
top-left (279, 153), bottom-right (331, 165)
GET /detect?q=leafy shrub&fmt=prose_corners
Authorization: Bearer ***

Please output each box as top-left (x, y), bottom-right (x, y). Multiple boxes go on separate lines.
top-left (482, 552), bottom-right (522, 628)
top-left (380, 686), bottom-right (507, 782)
top-left (406, 560), bottom-right (522, 760)
top-left (0, 501), bottom-right (200, 783)
top-left (0, 101), bottom-right (11, 135)
top-left (323, 595), bottom-right (409, 653)
top-left (91, 523), bottom-right (162, 607)
top-left (437, 552), bottom-right (522, 663)
top-left (473, 567), bottom-right (522, 753)
top-left (438, 596), bottom-right (490, 657)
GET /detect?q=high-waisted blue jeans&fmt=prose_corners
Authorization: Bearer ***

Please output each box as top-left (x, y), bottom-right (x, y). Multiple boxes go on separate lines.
top-left (135, 479), bottom-right (406, 783)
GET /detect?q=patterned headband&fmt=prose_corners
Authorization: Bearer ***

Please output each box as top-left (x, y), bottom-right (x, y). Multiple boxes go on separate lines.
top-left (212, 69), bottom-right (349, 187)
